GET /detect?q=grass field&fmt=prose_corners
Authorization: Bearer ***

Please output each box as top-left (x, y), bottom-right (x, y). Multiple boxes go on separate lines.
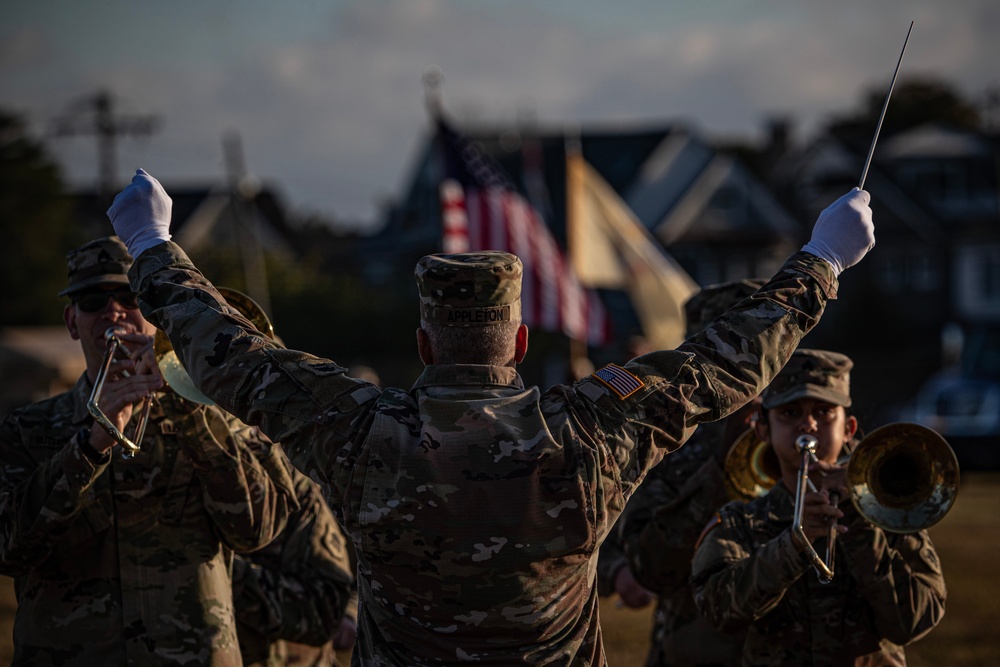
top-left (1, 474), bottom-right (997, 666)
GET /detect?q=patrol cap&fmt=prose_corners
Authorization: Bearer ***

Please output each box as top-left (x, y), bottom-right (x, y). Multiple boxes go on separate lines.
top-left (59, 236), bottom-right (133, 296)
top-left (415, 252), bottom-right (522, 327)
top-left (684, 278), bottom-right (766, 338)
top-left (761, 349), bottom-right (854, 409)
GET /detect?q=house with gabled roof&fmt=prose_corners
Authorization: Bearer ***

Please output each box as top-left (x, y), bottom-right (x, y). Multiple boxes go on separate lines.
top-left (66, 183), bottom-right (299, 260)
top-left (622, 126), bottom-right (801, 286)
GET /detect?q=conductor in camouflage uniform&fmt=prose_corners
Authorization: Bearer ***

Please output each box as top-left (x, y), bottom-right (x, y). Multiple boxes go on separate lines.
top-left (617, 278), bottom-right (766, 666)
top-left (690, 350), bottom-right (947, 666)
top-left (0, 236), bottom-right (297, 666)
top-left (107, 168), bottom-right (875, 665)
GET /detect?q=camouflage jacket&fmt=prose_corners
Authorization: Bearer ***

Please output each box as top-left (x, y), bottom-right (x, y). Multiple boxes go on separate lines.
top-left (690, 484), bottom-right (947, 667)
top-left (619, 421), bottom-right (745, 666)
top-left (130, 242), bottom-right (836, 666)
top-left (0, 374), bottom-right (298, 666)
top-left (234, 463), bottom-right (355, 667)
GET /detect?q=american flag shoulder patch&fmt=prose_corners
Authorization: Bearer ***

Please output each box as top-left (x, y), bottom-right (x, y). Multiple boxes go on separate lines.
top-left (592, 364), bottom-right (644, 399)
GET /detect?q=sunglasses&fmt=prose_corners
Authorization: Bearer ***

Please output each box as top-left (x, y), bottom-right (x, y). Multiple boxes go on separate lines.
top-left (74, 288), bottom-right (140, 313)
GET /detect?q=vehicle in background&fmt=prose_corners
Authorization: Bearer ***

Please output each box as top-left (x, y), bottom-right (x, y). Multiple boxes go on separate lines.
top-left (905, 325), bottom-right (1000, 471)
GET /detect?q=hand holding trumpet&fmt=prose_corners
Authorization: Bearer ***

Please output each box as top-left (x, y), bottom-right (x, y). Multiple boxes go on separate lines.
top-left (87, 329), bottom-right (164, 456)
top-left (797, 459), bottom-right (848, 543)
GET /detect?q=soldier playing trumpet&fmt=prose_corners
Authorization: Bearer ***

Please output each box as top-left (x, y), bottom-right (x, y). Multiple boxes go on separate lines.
top-left (0, 236), bottom-right (297, 666)
top-left (691, 349), bottom-right (947, 666)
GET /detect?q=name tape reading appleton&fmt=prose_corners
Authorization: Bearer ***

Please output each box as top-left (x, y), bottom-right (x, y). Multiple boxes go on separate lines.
top-left (426, 305), bottom-right (514, 326)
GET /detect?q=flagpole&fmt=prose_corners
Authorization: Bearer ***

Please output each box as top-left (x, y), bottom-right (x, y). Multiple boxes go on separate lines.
top-left (423, 66), bottom-right (444, 123)
top-left (563, 128), bottom-right (590, 373)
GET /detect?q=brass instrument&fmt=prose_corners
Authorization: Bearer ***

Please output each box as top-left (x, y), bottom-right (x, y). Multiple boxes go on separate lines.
top-left (792, 434), bottom-right (836, 583)
top-left (792, 423), bottom-right (959, 583)
top-left (847, 422), bottom-right (959, 533)
top-left (89, 288), bottom-right (273, 457)
top-left (723, 428), bottom-right (780, 500)
top-left (153, 287), bottom-right (274, 406)
top-left (87, 327), bottom-right (152, 458)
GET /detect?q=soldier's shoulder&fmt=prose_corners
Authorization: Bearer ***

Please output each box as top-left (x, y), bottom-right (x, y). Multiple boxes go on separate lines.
top-left (716, 499), bottom-right (755, 526)
top-left (693, 500), bottom-right (749, 549)
top-left (377, 386), bottom-right (415, 408)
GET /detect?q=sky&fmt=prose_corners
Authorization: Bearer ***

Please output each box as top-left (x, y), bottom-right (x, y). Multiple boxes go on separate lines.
top-left (2, 0), bottom-right (999, 232)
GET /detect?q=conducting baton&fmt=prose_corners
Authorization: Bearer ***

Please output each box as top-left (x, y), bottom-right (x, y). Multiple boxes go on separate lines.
top-left (858, 21), bottom-right (914, 190)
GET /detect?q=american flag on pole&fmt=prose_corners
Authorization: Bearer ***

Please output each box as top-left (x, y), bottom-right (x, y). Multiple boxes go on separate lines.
top-left (434, 117), bottom-right (612, 346)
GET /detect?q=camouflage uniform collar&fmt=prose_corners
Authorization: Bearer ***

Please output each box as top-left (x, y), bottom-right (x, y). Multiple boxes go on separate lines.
top-left (412, 364), bottom-right (524, 391)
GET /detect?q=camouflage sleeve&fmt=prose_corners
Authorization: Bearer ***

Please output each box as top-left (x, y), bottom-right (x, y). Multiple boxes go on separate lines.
top-left (837, 511), bottom-right (947, 644)
top-left (128, 243), bottom-right (381, 502)
top-left (690, 506), bottom-right (810, 632)
top-left (173, 399), bottom-right (298, 552)
top-left (671, 251), bottom-right (836, 426)
top-left (0, 413), bottom-right (109, 575)
top-left (233, 470), bottom-right (355, 646)
top-left (620, 452), bottom-right (728, 594)
top-left (570, 251), bottom-right (835, 495)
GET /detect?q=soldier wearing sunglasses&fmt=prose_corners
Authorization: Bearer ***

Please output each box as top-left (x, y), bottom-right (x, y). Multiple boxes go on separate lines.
top-left (0, 236), bottom-right (298, 666)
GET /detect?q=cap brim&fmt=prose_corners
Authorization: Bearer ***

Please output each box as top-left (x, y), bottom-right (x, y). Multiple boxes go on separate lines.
top-left (762, 385), bottom-right (852, 410)
top-left (59, 274), bottom-right (130, 296)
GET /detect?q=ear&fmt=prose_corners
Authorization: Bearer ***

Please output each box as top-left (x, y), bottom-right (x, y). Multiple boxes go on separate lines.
top-left (514, 324), bottom-right (529, 364)
top-left (416, 327), bottom-right (434, 365)
top-left (64, 303), bottom-right (81, 341)
top-left (844, 413), bottom-right (859, 441)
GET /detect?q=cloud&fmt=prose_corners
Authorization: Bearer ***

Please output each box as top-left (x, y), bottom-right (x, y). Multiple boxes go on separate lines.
top-left (3, 0), bottom-right (998, 230)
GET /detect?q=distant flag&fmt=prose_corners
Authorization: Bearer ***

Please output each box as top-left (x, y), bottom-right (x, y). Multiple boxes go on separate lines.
top-left (566, 150), bottom-right (699, 349)
top-left (435, 117), bottom-right (612, 345)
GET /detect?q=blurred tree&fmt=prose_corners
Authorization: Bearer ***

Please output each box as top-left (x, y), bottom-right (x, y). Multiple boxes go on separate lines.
top-left (187, 235), bottom-right (420, 389)
top-left (830, 77), bottom-right (982, 137)
top-left (0, 110), bottom-right (83, 326)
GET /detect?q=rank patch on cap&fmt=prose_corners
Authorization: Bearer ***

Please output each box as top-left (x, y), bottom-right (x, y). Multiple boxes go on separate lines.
top-left (592, 364), bottom-right (644, 399)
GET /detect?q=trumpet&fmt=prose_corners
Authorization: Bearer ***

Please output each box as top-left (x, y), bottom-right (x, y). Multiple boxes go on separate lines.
top-left (792, 423), bottom-right (960, 583)
top-left (87, 327), bottom-right (152, 458)
top-left (791, 434), bottom-right (837, 583)
top-left (88, 288), bottom-right (274, 457)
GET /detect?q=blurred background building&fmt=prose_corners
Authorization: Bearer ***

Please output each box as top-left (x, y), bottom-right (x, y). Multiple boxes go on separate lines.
top-left (2, 79), bottom-right (998, 468)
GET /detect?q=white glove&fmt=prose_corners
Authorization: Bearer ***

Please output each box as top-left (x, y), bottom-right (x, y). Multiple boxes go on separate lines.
top-left (801, 188), bottom-right (875, 276)
top-left (107, 168), bottom-right (173, 257)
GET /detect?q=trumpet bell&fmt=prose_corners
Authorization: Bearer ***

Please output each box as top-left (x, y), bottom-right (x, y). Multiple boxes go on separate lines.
top-left (847, 422), bottom-right (960, 533)
top-left (724, 428), bottom-right (781, 501)
top-left (153, 287), bottom-right (274, 405)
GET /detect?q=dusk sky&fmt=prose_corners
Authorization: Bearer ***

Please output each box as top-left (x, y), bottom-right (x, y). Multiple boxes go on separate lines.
top-left (3, 1), bottom-right (998, 231)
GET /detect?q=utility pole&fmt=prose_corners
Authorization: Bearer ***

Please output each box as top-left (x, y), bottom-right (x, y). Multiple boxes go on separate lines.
top-left (51, 90), bottom-right (159, 202)
top-left (222, 131), bottom-right (272, 318)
